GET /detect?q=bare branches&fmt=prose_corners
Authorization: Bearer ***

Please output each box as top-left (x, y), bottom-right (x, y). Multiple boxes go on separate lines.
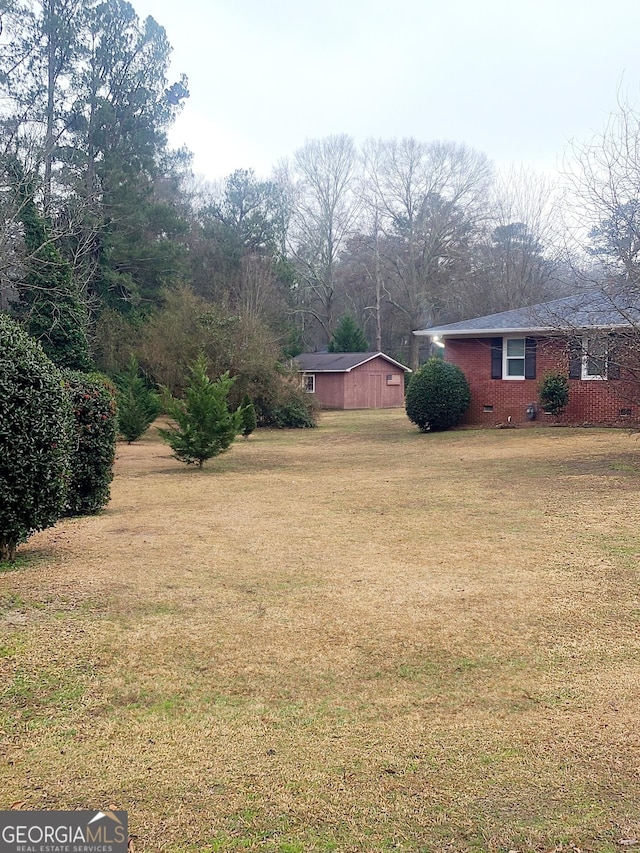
top-left (564, 98), bottom-right (640, 283)
top-left (281, 134), bottom-right (361, 346)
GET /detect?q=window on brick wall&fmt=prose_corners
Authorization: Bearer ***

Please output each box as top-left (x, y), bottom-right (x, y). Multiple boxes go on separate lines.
top-left (582, 335), bottom-right (608, 380)
top-left (491, 337), bottom-right (536, 380)
top-left (569, 335), bottom-right (620, 381)
top-left (504, 338), bottom-right (525, 378)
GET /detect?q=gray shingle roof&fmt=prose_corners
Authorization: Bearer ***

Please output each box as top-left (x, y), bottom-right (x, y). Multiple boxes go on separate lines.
top-left (294, 352), bottom-right (410, 372)
top-left (415, 288), bottom-right (640, 338)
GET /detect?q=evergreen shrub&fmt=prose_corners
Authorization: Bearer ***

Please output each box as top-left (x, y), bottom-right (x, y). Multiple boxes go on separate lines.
top-left (539, 370), bottom-right (570, 418)
top-left (63, 372), bottom-right (118, 516)
top-left (405, 357), bottom-right (471, 432)
top-left (0, 314), bottom-right (72, 560)
top-left (240, 394), bottom-right (257, 438)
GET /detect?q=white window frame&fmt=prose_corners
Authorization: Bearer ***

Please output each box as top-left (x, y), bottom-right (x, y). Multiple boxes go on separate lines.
top-left (502, 337), bottom-right (526, 380)
top-left (581, 335), bottom-right (608, 381)
top-left (303, 373), bottom-right (316, 393)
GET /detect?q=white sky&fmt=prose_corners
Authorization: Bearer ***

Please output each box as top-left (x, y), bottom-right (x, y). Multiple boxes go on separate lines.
top-left (133, 0), bottom-right (640, 182)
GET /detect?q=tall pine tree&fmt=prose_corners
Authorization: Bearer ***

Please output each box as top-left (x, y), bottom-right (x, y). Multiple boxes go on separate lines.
top-left (8, 159), bottom-right (91, 371)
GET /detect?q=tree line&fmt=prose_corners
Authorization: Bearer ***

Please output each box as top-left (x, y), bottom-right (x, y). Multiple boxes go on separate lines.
top-left (1, 0), bottom-right (638, 389)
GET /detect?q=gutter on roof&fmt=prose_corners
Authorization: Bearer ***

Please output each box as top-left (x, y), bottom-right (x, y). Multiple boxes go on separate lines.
top-left (414, 327), bottom-right (552, 337)
top-left (415, 323), bottom-right (634, 338)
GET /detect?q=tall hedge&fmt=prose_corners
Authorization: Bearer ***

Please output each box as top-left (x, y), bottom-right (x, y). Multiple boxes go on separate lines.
top-left (405, 357), bottom-right (471, 432)
top-left (0, 314), bottom-right (72, 561)
top-left (63, 372), bottom-right (118, 516)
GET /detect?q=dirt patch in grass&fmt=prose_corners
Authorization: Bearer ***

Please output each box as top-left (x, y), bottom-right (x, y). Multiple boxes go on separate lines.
top-left (2, 411), bottom-right (640, 851)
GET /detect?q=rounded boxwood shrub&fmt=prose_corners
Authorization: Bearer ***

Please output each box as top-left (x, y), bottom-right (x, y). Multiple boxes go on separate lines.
top-left (63, 371), bottom-right (118, 516)
top-left (405, 357), bottom-right (471, 432)
top-left (0, 314), bottom-right (72, 561)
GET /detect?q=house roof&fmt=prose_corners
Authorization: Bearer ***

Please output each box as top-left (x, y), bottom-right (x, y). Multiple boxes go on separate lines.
top-left (294, 351), bottom-right (411, 373)
top-left (415, 288), bottom-right (640, 338)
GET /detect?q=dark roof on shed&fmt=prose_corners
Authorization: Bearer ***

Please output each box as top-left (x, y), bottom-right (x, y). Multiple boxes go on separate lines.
top-left (415, 288), bottom-right (640, 338)
top-left (294, 351), bottom-right (411, 373)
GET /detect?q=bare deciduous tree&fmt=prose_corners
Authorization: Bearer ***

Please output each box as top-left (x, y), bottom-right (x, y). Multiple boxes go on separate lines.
top-left (362, 137), bottom-right (493, 369)
top-left (551, 99), bottom-right (640, 408)
top-left (278, 134), bottom-right (361, 348)
top-left (564, 100), bottom-right (640, 292)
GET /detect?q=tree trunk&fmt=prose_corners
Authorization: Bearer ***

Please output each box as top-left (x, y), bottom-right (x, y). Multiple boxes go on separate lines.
top-left (44, 0), bottom-right (56, 211)
top-left (374, 234), bottom-right (383, 351)
top-left (409, 328), bottom-right (420, 372)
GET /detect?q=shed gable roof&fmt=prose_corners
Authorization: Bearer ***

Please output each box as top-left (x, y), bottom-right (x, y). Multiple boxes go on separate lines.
top-left (294, 351), bottom-right (411, 373)
top-left (415, 288), bottom-right (640, 338)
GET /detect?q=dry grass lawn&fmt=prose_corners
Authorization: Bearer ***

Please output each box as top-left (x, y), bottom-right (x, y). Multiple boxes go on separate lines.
top-left (2, 410), bottom-right (640, 852)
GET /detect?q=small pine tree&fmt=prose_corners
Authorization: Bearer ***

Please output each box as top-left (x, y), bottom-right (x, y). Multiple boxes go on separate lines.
top-left (158, 354), bottom-right (242, 468)
top-left (539, 371), bottom-right (570, 418)
top-left (328, 313), bottom-right (369, 353)
top-left (115, 356), bottom-right (161, 443)
top-left (240, 394), bottom-right (257, 439)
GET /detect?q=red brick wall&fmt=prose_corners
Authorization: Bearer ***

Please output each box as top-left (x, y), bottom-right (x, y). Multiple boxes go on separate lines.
top-left (445, 337), bottom-right (640, 426)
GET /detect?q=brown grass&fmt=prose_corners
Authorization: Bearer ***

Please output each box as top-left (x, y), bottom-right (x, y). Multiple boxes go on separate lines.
top-left (2, 410), bottom-right (640, 852)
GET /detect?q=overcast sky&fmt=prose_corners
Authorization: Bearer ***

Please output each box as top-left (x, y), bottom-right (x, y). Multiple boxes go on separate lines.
top-left (133, 0), bottom-right (640, 182)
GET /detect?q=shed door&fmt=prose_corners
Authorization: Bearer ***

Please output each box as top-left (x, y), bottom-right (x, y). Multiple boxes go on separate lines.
top-left (367, 373), bottom-right (383, 407)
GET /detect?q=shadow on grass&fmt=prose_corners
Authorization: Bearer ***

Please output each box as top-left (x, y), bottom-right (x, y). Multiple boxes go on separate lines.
top-left (0, 551), bottom-right (55, 574)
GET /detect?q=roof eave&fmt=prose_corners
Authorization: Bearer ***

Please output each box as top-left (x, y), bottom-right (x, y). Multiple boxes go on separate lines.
top-left (296, 351), bottom-right (411, 372)
top-left (415, 323), bottom-right (634, 339)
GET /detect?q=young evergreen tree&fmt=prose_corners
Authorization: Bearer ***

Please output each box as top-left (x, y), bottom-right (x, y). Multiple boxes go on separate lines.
top-left (328, 313), bottom-right (369, 353)
top-left (240, 393), bottom-right (257, 439)
top-left (115, 356), bottom-right (161, 443)
top-left (158, 354), bottom-right (242, 468)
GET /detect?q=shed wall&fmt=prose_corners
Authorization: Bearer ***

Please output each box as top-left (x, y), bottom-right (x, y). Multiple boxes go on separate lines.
top-left (309, 357), bottom-right (406, 409)
top-left (314, 373), bottom-right (346, 409)
top-left (343, 357), bottom-right (405, 409)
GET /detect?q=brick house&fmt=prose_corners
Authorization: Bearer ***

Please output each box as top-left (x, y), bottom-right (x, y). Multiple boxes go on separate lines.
top-left (414, 289), bottom-right (640, 427)
top-left (294, 352), bottom-right (411, 409)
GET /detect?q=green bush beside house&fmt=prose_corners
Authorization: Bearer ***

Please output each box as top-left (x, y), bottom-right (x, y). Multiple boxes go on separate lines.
top-left (539, 371), bottom-right (570, 419)
top-left (405, 357), bottom-right (471, 432)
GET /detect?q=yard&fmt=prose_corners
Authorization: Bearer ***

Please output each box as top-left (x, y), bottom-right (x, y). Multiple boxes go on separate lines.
top-left (2, 410), bottom-right (640, 852)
